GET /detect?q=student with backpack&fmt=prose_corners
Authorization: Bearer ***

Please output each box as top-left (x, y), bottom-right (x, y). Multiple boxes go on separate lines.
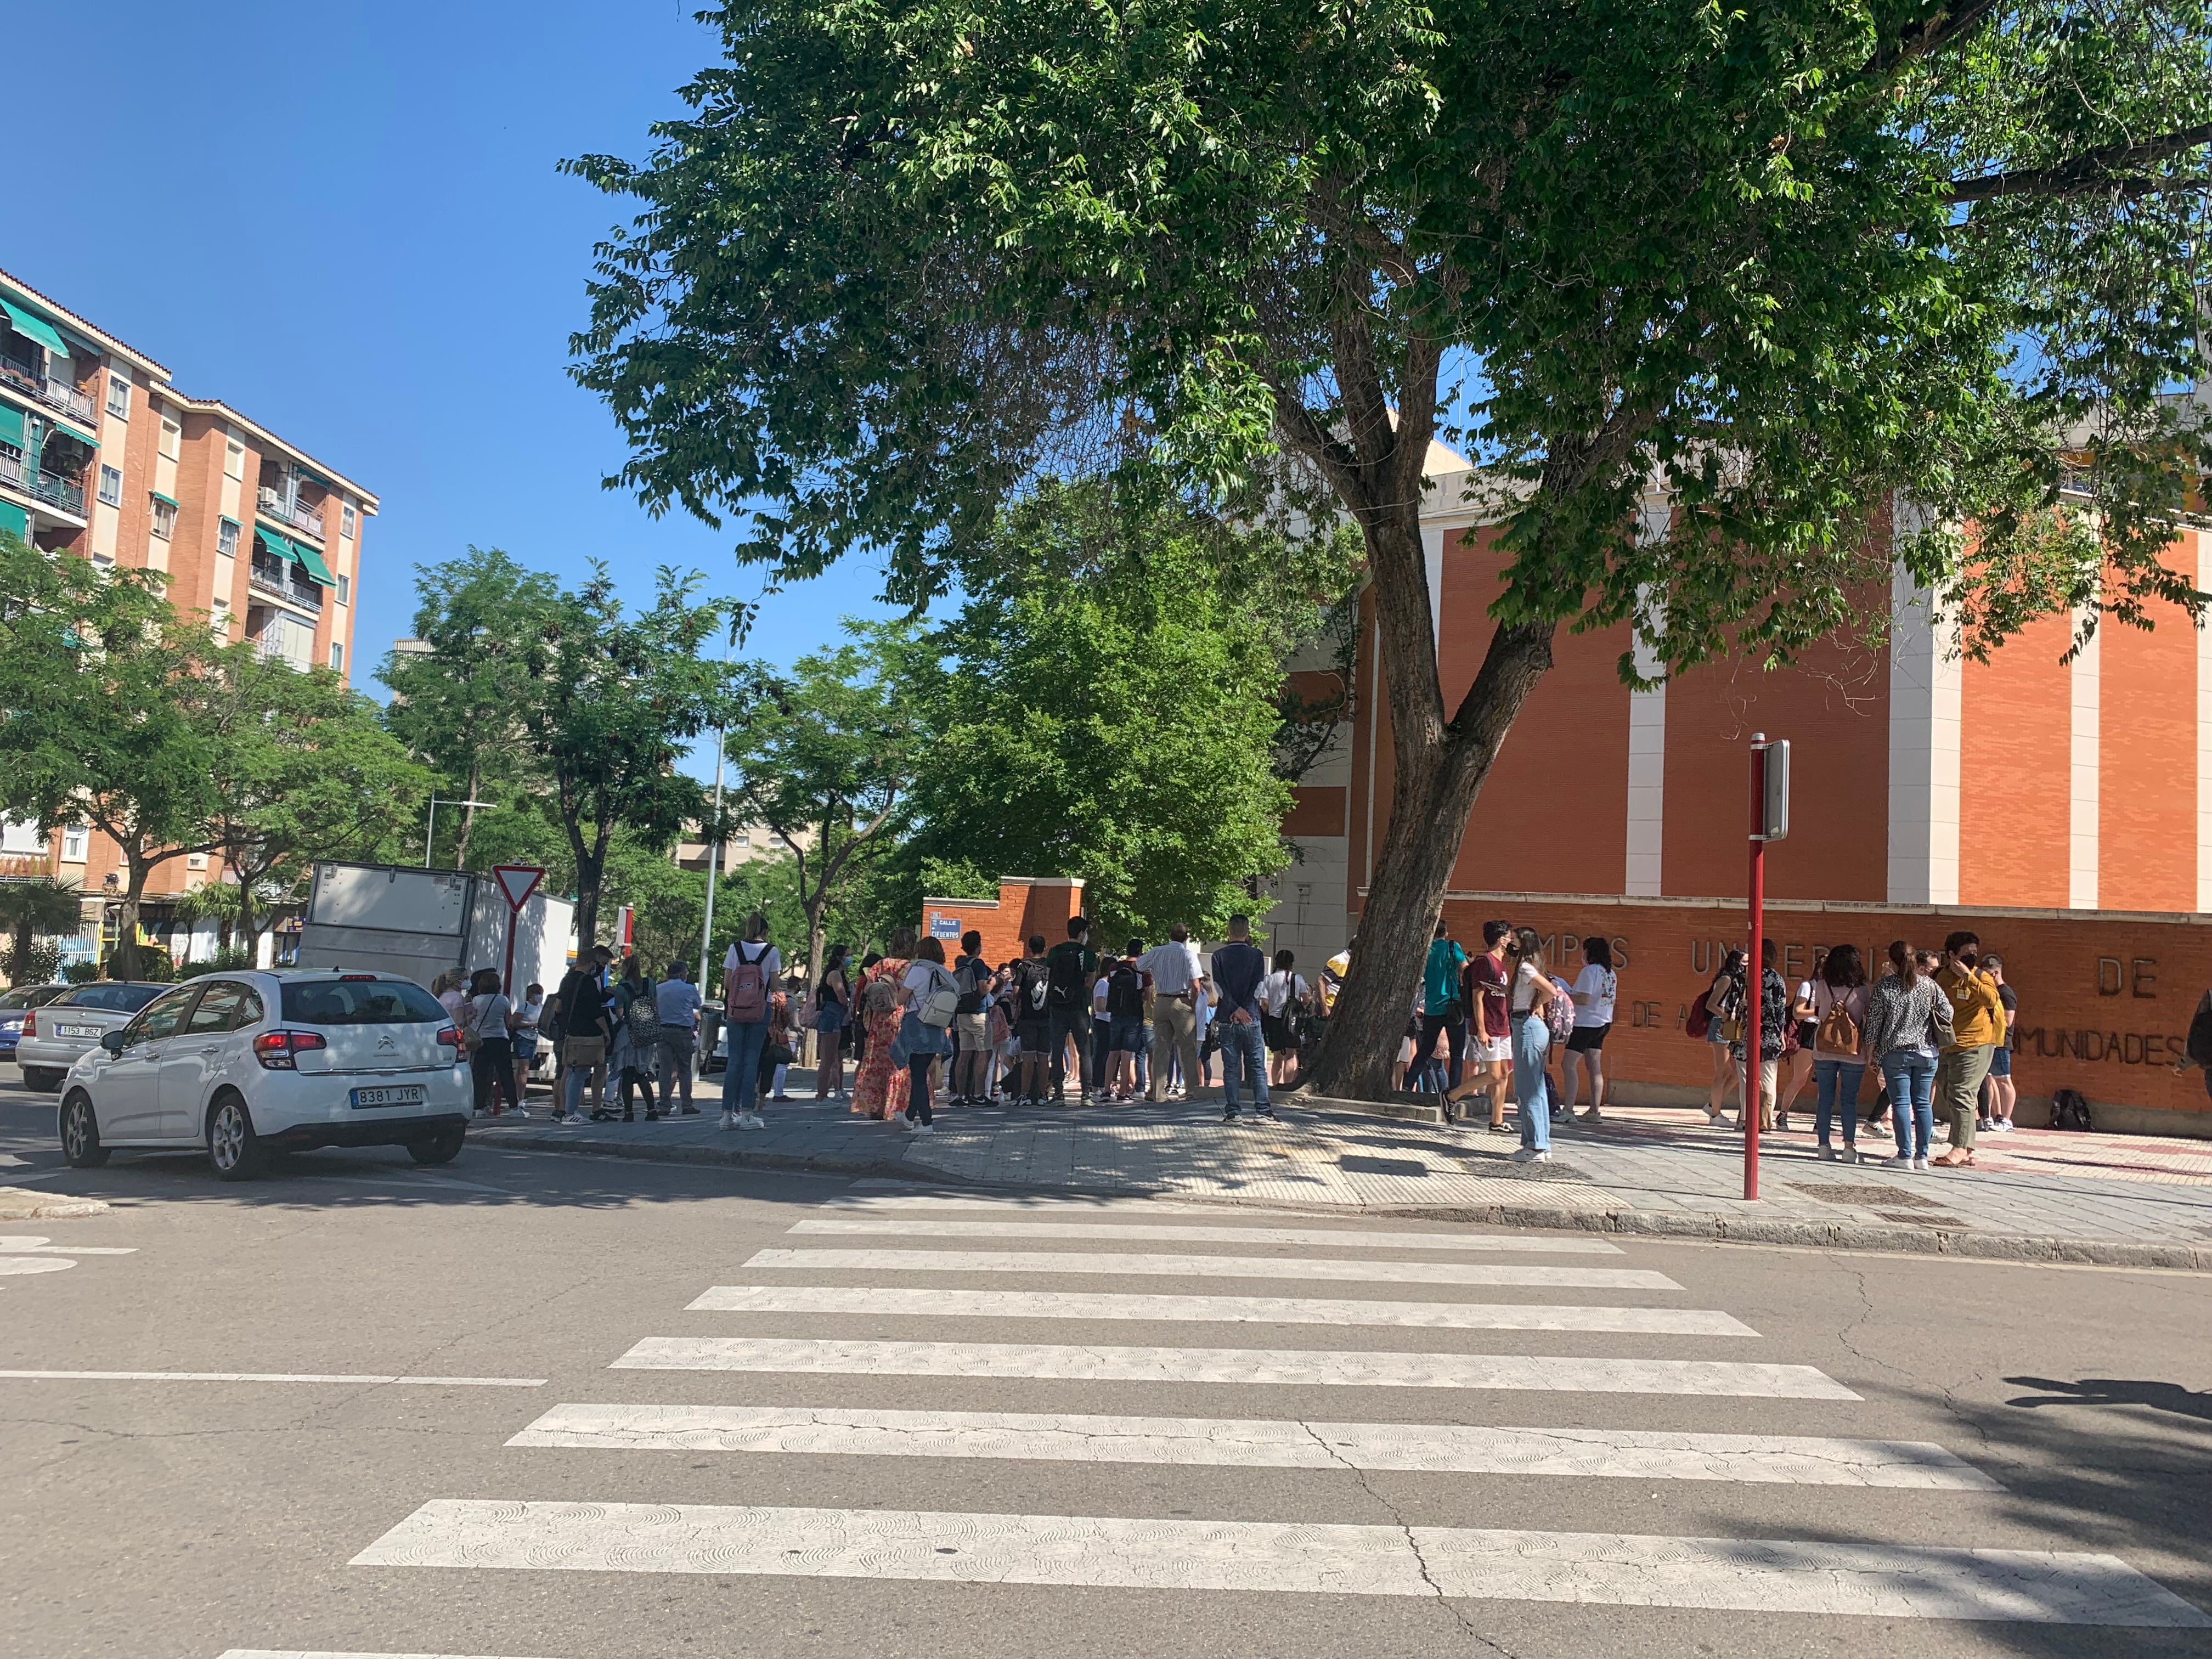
top-left (1418, 921), bottom-right (1470, 1094)
top-left (949, 930), bottom-right (995, 1106)
top-left (1865, 938), bottom-right (1953, 1170)
top-left (1010, 934), bottom-right (1056, 1104)
top-left (1044, 915), bottom-right (1098, 1103)
top-left (1102, 940), bottom-right (1151, 1102)
top-left (896, 936), bottom-right (961, 1132)
top-left (1808, 944), bottom-right (1871, 1161)
top-left (720, 912), bottom-right (780, 1131)
top-left (812, 944), bottom-right (852, 1101)
top-left (612, 956), bottom-right (663, 1121)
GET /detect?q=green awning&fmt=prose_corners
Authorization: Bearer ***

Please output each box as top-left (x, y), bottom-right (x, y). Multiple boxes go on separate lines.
top-left (290, 539), bottom-right (336, 585)
top-left (44, 420), bottom-right (97, 450)
top-left (151, 490), bottom-right (178, 509)
top-left (0, 297), bottom-right (67, 357)
top-left (0, 400), bottom-right (21, 448)
top-left (253, 525), bottom-right (294, 562)
top-left (0, 502), bottom-right (26, 540)
top-left (219, 515), bottom-right (239, 529)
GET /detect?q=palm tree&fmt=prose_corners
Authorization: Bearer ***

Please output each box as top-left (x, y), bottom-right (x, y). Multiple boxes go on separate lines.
top-left (0, 877), bottom-right (87, 986)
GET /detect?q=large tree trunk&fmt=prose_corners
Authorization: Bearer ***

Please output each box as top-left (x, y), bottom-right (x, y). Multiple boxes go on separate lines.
top-left (1302, 507), bottom-right (1556, 1100)
top-left (236, 878), bottom-right (259, 968)
top-left (111, 848), bottom-right (150, 981)
top-left (572, 825), bottom-right (607, 952)
top-left (456, 757), bottom-right (481, 868)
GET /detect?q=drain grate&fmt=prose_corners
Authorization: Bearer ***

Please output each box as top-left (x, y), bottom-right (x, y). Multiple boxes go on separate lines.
top-left (1788, 1182), bottom-right (1940, 1209)
top-left (1878, 1211), bottom-right (1969, 1228)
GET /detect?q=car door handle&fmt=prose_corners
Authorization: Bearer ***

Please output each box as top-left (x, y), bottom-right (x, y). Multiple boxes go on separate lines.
top-left (199, 1044), bottom-right (221, 1054)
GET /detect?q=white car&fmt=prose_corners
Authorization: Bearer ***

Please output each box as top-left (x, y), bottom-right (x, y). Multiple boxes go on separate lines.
top-left (56, 970), bottom-right (472, 1181)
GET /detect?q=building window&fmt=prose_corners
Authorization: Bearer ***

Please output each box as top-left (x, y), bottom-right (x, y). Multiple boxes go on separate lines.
top-left (217, 518), bottom-right (239, 557)
top-left (150, 496), bottom-right (177, 539)
top-left (98, 465), bottom-right (122, 506)
top-left (106, 375), bottom-right (131, 418)
top-left (224, 439), bottom-right (245, 481)
top-left (187, 852), bottom-right (207, 870)
top-left (341, 503), bottom-right (356, 538)
top-left (335, 572), bottom-right (349, 605)
top-left (159, 419), bottom-right (180, 461)
top-left (329, 640), bottom-right (345, 673)
top-left (61, 825), bottom-right (89, 862)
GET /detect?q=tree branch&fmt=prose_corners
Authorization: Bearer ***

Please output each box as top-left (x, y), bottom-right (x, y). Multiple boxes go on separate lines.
top-left (1256, 370), bottom-right (1372, 512)
top-left (1949, 125), bottom-right (2212, 204)
top-left (1864, 0), bottom-right (2002, 82)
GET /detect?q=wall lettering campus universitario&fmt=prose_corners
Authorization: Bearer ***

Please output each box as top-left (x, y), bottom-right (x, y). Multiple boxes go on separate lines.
top-left (1434, 895), bottom-right (2212, 1119)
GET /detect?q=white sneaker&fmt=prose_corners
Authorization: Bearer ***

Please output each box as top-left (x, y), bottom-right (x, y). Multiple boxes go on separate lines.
top-left (1818, 1144), bottom-right (1840, 1161)
top-left (1882, 1154), bottom-right (1913, 1169)
top-left (913, 1122), bottom-right (934, 1136)
top-left (558, 1111), bottom-right (586, 1125)
top-left (738, 1112), bottom-right (766, 1130)
top-left (719, 1110), bottom-right (738, 1130)
top-left (1912, 1155), bottom-right (1932, 1172)
top-left (1509, 1147), bottom-right (1551, 1163)
top-left (1839, 1147), bottom-right (1864, 1164)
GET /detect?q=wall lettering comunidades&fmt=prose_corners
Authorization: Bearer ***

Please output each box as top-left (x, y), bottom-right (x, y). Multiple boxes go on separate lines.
top-left (2016, 1028), bottom-right (2186, 1066)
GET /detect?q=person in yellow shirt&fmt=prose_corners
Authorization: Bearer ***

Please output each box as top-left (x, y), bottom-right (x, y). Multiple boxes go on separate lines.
top-left (1933, 930), bottom-right (2005, 1167)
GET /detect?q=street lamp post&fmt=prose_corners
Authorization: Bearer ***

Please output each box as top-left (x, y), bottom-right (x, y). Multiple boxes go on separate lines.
top-left (422, 797), bottom-right (494, 868)
top-left (1745, 733), bottom-right (1790, 1201)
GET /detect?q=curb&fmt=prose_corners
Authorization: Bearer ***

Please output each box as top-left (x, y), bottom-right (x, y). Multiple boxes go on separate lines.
top-left (0, 1186), bottom-right (111, 1221)
top-left (473, 1129), bottom-right (2212, 1272)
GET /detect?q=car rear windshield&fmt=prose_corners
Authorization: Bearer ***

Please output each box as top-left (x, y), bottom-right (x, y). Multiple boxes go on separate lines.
top-left (66, 984), bottom-right (166, 1013)
top-left (281, 979), bottom-right (447, 1026)
top-left (0, 988), bottom-right (51, 1011)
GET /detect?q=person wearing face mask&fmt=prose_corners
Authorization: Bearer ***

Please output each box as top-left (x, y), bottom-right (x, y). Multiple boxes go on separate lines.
top-left (1932, 930), bottom-right (2005, 1169)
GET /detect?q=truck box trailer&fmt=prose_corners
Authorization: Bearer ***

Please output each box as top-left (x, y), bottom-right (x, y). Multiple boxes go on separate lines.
top-left (294, 861), bottom-right (575, 996)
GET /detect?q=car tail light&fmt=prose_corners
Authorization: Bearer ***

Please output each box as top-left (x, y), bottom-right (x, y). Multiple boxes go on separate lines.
top-left (340, 973), bottom-right (377, 981)
top-left (252, 1030), bottom-right (329, 1070)
top-left (20, 1011), bottom-right (34, 1037)
top-left (436, 1025), bottom-right (460, 1055)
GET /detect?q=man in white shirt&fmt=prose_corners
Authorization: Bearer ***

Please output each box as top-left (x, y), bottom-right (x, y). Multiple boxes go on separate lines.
top-left (1139, 924), bottom-right (1204, 1101)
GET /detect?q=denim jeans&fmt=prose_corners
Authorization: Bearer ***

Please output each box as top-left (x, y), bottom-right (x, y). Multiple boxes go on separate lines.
top-left (1511, 1014), bottom-right (1551, 1150)
top-left (1219, 1018), bottom-right (1269, 1113)
top-left (720, 1019), bottom-right (770, 1114)
top-left (1813, 1058), bottom-right (1867, 1146)
top-left (1880, 1048), bottom-right (1938, 1158)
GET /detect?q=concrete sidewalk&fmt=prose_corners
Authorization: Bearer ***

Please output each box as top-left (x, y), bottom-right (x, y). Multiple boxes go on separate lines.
top-left (472, 1073), bottom-right (2212, 1270)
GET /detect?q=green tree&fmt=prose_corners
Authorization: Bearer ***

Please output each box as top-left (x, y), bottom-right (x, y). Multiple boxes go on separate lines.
top-left (0, 532), bottom-right (222, 980)
top-left (568, 0), bottom-right (2212, 1093)
top-left (515, 565), bottom-right (742, 949)
top-left (0, 878), bottom-right (85, 987)
top-left (904, 487), bottom-right (1316, 938)
top-left (725, 622), bottom-right (928, 995)
top-left (379, 548), bottom-right (560, 868)
top-left (205, 645), bottom-right (433, 961)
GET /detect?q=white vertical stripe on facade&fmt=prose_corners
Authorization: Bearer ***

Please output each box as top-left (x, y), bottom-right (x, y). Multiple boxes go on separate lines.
top-left (1422, 523), bottom-right (1446, 653)
top-left (2070, 602), bottom-right (2101, 910)
top-left (1885, 507), bottom-right (1962, 904)
top-left (1625, 495), bottom-right (1673, 895)
top-left (2197, 534), bottom-right (2212, 911)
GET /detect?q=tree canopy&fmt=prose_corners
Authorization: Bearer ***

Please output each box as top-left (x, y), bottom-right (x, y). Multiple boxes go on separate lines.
top-left (568, 0), bottom-right (2210, 1090)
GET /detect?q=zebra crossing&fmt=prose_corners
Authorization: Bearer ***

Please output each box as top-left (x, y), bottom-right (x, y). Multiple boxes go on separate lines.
top-left (341, 1184), bottom-right (2210, 1636)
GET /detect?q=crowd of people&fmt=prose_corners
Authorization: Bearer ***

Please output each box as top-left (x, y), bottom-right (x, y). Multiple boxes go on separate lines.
top-left (421, 910), bottom-right (2020, 1172)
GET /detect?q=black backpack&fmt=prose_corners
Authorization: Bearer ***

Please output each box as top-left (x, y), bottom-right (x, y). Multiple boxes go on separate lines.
top-left (1107, 963), bottom-right (1144, 1019)
top-left (1018, 960), bottom-right (1051, 1017)
top-left (2050, 1087), bottom-right (2094, 1132)
top-left (1046, 945), bottom-right (1087, 1010)
top-left (2188, 990), bottom-right (2212, 1068)
top-left (954, 956), bottom-right (989, 1017)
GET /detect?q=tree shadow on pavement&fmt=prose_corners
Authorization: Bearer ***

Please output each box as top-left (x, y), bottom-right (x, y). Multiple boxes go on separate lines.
top-left (2004, 1376), bottom-right (2212, 1421)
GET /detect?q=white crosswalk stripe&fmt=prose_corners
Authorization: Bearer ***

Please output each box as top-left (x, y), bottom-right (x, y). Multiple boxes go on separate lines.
top-left (744, 1246), bottom-right (1678, 1289)
top-left (788, 1216), bottom-right (1627, 1252)
top-left (684, 1283), bottom-right (1756, 1334)
top-left (510, 1404), bottom-right (1997, 1487)
top-left (352, 1500), bottom-right (2209, 1625)
top-left (612, 1335), bottom-right (1858, 1397)
top-left (217, 1651), bottom-right (556, 1658)
top-left (338, 1187), bottom-right (2208, 1633)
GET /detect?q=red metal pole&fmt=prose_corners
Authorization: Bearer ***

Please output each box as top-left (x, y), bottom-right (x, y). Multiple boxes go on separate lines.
top-left (1745, 735), bottom-right (1765, 1200)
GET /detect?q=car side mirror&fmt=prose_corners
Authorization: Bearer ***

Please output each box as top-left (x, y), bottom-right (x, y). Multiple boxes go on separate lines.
top-left (100, 1031), bottom-right (128, 1054)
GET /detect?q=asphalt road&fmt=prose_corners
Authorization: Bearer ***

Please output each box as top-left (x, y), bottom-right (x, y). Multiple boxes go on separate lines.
top-left (3, 1070), bottom-right (2210, 1659)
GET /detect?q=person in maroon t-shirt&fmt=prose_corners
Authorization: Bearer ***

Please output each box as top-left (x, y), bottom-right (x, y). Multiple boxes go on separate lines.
top-left (1449, 919), bottom-right (1515, 1132)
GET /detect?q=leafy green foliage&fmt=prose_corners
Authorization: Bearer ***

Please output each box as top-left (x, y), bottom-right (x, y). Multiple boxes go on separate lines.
top-left (0, 878), bottom-right (84, 988)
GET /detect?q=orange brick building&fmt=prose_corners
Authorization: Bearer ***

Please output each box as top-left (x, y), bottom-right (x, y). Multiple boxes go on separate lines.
top-left (0, 267), bottom-right (379, 961)
top-left (1263, 445), bottom-right (2212, 1135)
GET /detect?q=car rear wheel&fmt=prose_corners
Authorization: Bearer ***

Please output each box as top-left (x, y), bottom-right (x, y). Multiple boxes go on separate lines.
top-left (59, 1092), bottom-right (110, 1168)
top-left (408, 1125), bottom-right (466, 1165)
top-left (21, 1066), bottom-right (65, 1093)
top-left (207, 1093), bottom-right (265, 1181)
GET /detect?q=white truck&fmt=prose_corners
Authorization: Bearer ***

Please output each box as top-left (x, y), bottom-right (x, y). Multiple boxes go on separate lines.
top-left (294, 861), bottom-right (575, 998)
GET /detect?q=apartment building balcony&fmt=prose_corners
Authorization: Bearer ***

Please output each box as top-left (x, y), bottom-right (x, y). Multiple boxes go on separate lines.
top-left (27, 466), bottom-right (84, 516)
top-left (0, 353), bottom-right (98, 424)
top-left (247, 552), bottom-right (324, 612)
top-left (256, 486), bottom-right (324, 540)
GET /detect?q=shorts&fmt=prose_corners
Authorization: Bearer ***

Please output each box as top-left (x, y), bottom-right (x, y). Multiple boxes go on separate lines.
top-left (1474, 1034), bottom-right (1511, 1065)
top-left (1988, 1046), bottom-right (2012, 1078)
top-left (1017, 1019), bottom-right (1053, 1056)
top-left (1109, 1015), bottom-right (1145, 1052)
top-left (1262, 1012), bottom-right (1294, 1051)
top-left (1565, 1022), bottom-right (1610, 1053)
top-left (956, 1012), bottom-right (989, 1044)
top-left (511, 1032), bottom-right (539, 1061)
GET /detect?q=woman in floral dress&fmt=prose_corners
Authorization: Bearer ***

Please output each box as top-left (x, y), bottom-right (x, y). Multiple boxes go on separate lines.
top-left (850, 927), bottom-right (917, 1120)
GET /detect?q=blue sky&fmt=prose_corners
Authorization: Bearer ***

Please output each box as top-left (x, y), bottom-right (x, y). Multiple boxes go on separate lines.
top-left (17, 1), bottom-right (907, 746)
